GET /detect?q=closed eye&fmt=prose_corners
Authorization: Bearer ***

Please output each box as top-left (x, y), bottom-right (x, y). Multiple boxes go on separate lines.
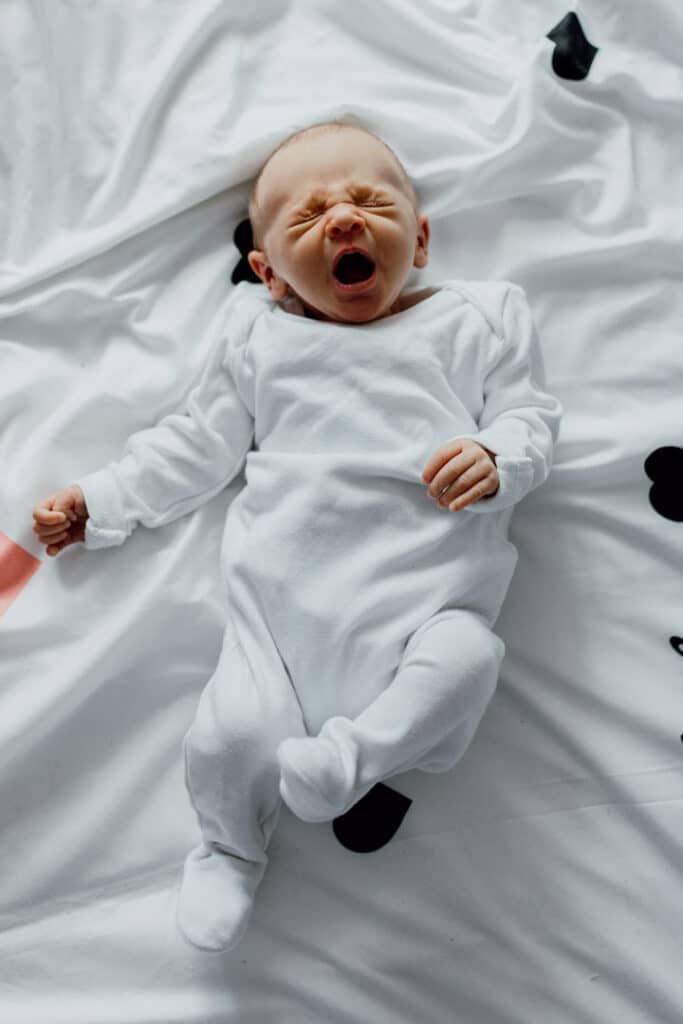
top-left (298, 201), bottom-right (390, 223)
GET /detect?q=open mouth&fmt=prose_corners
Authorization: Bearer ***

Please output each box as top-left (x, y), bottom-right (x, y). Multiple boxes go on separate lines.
top-left (332, 250), bottom-right (376, 285)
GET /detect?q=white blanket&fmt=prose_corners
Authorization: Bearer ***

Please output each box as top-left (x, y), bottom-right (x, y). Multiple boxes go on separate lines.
top-left (2, 1), bottom-right (682, 1021)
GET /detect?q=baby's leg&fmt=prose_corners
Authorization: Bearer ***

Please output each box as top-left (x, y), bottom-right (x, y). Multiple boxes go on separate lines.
top-left (277, 609), bottom-right (504, 822)
top-left (177, 621), bottom-right (306, 951)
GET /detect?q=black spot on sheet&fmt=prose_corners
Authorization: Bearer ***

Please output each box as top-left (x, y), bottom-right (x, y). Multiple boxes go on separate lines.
top-left (644, 446), bottom-right (683, 522)
top-left (333, 782), bottom-right (412, 853)
top-left (231, 218), bottom-right (261, 285)
top-left (643, 451), bottom-right (683, 743)
top-left (547, 12), bottom-right (598, 81)
top-left (670, 637), bottom-right (683, 657)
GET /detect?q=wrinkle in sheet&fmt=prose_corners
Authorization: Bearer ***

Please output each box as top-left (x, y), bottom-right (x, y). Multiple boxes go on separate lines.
top-left (3, 1), bottom-right (683, 1021)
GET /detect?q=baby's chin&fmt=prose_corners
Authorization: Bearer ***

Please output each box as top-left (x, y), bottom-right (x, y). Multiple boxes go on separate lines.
top-left (294, 286), bottom-right (399, 325)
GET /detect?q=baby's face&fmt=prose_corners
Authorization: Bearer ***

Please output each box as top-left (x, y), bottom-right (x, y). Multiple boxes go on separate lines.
top-left (248, 131), bottom-right (429, 323)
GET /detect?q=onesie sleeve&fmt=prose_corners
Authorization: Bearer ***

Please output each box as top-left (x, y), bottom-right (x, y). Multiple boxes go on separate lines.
top-left (73, 285), bottom-right (257, 550)
top-left (455, 284), bottom-right (563, 513)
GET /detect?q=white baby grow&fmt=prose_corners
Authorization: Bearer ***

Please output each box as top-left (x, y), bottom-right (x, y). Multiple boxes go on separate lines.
top-left (72, 277), bottom-right (560, 948)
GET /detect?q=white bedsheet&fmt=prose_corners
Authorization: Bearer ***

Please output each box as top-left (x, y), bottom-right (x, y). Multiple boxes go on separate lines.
top-left (2, 1), bottom-right (682, 1021)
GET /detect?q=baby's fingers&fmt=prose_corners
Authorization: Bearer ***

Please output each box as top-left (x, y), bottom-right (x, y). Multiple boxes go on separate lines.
top-left (421, 441), bottom-right (463, 484)
top-left (447, 485), bottom-right (488, 512)
top-left (43, 530), bottom-right (69, 547)
top-left (33, 506), bottom-right (67, 525)
top-left (46, 537), bottom-right (69, 557)
top-left (33, 521), bottom-right (69, 540)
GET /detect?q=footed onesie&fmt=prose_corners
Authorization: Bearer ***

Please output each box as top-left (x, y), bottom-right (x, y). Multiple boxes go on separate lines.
top-left (75, 278), bottom-right (562, 949)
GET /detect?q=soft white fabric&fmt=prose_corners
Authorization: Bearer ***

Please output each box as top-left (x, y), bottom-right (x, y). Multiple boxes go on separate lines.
top-left (178, 604), bottom-right (504, 948)
top-left (74, 279), bottom-right (560, 733)
top-left (276, 608), bottom-right (506, 822)
top-left (73, 279), bottom-right (559, 951)
top-left (2, 0), bottom-right (683, 1020)
top-left (175, 841), bottom-right (266, 953)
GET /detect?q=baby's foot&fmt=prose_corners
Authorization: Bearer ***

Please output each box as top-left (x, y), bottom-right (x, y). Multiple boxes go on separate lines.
top-left (175, 842), bottom-right (265, 952)
top-left (277, 716), bottom-right (374, 822)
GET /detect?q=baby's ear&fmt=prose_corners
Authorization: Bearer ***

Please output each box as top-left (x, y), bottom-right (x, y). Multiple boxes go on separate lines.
top-left (246, 251), bottom-right (264, 282)
top-left (413, 213), bottom-right (430, 268)
top-left (231, 219), bottom-right (262, 285)
top-left (243, 256), bottom-right (289, 302)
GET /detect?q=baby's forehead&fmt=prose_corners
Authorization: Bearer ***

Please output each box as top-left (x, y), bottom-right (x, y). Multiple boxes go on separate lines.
top-left (259, 133), bottom-right (403, 202)
top-left (261, 154), bottom-right (403, 213)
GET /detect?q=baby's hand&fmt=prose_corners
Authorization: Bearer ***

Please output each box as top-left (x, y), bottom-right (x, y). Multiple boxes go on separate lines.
top-left (32, 485), bottom-right (89, 557)
top-left (422, 438), bottom-right (499, 511)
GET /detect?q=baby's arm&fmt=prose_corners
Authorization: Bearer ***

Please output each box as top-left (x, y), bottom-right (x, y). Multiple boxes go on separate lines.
top-left (77, 338), bottom-right (253, 549)
top-left (35, 295), bottom-right (256, 553)
top-left (75, 366), bottom-right (253, 549)
top-left (427, 285), bottom-right (563, 514)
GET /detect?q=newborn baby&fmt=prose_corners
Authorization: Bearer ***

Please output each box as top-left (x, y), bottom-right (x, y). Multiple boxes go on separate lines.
top-left (32, 121), bottom-right (562, 953)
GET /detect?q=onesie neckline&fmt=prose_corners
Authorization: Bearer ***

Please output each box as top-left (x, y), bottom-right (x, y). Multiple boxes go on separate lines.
top-left (268, 281), bottom-right (456, 328)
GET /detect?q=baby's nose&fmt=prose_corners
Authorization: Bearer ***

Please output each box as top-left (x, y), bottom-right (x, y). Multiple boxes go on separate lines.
top-left (326, 207), bottom-right (365, 237)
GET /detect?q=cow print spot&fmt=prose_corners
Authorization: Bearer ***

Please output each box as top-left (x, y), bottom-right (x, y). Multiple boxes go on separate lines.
top-left (644, 446), bottom-right (683, 522)
top-left (333, 782), bottom-right (412, 853)
top-left (231, 218), bottom-right (261, 285)
top-left (670, 637), bottom-right (683, 657)
top-left (547, 12), bottom-right (598, 81)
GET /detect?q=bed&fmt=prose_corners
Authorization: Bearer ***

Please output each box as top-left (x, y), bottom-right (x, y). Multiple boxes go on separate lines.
top-left (2, 1), bottom-right (682, 1021)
